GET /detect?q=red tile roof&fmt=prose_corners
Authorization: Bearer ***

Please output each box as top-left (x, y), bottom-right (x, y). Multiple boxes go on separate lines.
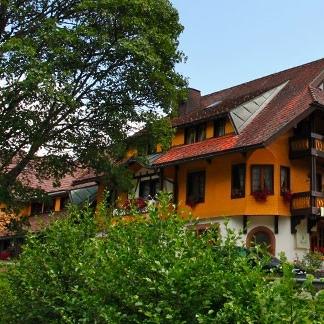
top-left (155, 58), bottom-right (324, 166)
top-left (155, 135), bottom-right (239, 165)
top-left (14, 164), bottom-right (97, 194)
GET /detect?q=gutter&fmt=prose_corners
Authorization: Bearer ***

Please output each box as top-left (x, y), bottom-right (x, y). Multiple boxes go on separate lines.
top-left (48, 191), bottom-right (68, 197)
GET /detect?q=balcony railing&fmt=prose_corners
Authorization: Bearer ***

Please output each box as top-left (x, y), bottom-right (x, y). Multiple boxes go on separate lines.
top-left (291, 191), bottom-right (324, 215)
top-left (289, 133), bottom-right (324, 159)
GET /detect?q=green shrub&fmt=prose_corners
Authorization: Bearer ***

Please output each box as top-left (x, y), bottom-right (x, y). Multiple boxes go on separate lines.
top-left (0, 194), bottom-right (323, 323)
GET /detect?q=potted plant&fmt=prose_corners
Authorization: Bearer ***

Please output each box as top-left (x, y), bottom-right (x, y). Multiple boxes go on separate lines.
top-left (252, 189), bottom-right (270, 202)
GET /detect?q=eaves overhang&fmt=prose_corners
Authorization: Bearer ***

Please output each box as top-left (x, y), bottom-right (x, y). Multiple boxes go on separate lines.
top-left (152, 143), bottom-right (264, 168)
top-left (172, 112), bottom-right (228, 129)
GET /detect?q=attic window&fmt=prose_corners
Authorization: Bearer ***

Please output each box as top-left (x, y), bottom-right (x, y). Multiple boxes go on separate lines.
top-left (185, 123), bottom-right (206, 144)
top-left (319, 81), bottom-right (324, 91)
top-left (214, 118), bottom-right (226, 137)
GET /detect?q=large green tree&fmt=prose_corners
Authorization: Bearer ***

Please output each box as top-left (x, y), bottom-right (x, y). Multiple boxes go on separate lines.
top-left (0, 0), bottom-right (185, 203)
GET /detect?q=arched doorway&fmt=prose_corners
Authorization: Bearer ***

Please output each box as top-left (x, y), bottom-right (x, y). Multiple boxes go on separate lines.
top-left (246, 226), bottom-right (276, 255)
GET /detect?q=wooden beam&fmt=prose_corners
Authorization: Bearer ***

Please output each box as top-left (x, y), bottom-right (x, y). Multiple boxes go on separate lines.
top-left (174, 165), bottom-right (179, 204)
top-left (160, 168), bottom-right (164, 191)
top-left (274, 216), bottom-right (279, 234)
top-left (243, 215), bottom-right (248, 234)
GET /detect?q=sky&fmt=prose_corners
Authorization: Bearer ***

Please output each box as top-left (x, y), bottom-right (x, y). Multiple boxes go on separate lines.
top-left (171, 0), bottom-right (324, 95)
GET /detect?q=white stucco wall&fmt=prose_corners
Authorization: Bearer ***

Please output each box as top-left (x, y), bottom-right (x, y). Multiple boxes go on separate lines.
top-left (194, 216), bottom-right (311, 261)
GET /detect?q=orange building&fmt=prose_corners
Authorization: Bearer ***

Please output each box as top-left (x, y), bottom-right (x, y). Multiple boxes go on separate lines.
top-left (0, 168), bottom-right (98, 257)
top-left (119, 58), bottom-right (324, 260)
top-left (2, 59), bottom-right (324, 262)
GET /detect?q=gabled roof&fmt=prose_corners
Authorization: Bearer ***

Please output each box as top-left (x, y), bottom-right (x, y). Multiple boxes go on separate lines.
top-left (10, 162), bottom-right (97, 194)
top-left (155, 58), bottom-right (324, 166)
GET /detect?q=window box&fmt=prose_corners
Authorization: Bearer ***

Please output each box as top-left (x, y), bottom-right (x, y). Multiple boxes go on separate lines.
top-left (252, 189), bottom-right (271, 202)
top-left (282, 190), bottom-right (292, 203)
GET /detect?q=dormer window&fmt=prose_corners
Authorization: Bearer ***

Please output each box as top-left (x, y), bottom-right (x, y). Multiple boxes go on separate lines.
top-left (185, 123), bottom-right (206, 144)
top-left (319, 81), bottom-right (324, 91)
top-left (214, 118), bottom-right (226, 137)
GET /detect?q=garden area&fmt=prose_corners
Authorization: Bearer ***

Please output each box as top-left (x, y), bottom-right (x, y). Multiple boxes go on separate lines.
top-left (0, 194), bottom-right (323, 323)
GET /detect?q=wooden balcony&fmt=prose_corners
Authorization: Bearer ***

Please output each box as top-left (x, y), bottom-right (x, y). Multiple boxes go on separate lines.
top-left (289, 133), bottom-right (324, 159)
top-left (291, 191), bottom-right (324, 216)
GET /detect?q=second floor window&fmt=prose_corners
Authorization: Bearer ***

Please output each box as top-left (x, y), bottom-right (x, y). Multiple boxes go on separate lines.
top-left (232, 164), bottom-right (246, 198)
top-left (139, 178), bottom-right (159, 199)
top-left (214, 118), bottom-right (226, 137)
top-left (280, 166), bottom-right (290, 194)
top-left (251, 165), bottom-right (274, 194)
top-left (186, 171), bottom-right (205, 205)
top-left (185, 124), bottom-right (206, 144)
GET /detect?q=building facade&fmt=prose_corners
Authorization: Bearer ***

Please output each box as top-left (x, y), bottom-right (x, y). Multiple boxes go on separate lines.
top-left (117, 59), bottom-right (324, 261)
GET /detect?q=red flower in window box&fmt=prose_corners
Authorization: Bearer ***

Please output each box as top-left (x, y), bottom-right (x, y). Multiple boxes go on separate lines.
top-left (314, 246), bottom-right (324, 254)
top-left (282, 190), bottom-right (292, 203)
top-left (123, 197), bottom-right (147, 212)
top-left (252, 189), bottom-right (270, 202)
top-left (0, 250), bottom-right (11, 260)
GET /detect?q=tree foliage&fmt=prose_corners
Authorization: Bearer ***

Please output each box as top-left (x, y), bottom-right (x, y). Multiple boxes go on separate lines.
top-left (0, 0), bottom-right (186, 203)
top-left (0, 194), bottom-right (323, 323)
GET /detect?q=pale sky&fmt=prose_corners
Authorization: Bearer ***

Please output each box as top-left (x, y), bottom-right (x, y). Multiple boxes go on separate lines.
top-left (171, 0), bottom-right (324, 95)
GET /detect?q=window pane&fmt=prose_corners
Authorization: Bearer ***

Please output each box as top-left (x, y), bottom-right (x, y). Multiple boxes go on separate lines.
top-left (139, 180), bottom-right (151, 199)
top-left (232, 164), bottom-right (245, 198)
top-left (280, 167), bottom-right (290, 193)
top-left (185, 124), bottom-right (206, 144)
top-left (264, 167), bottom-right (273, 193)
top-left (43, 199), bottom-right (55, 213)
top-left (252, 165), bottom-right (274, 194)
top-left (197, 172), bottom-right (205, 200)
top-left (185, 127), bottom-right (196, 144)
top-left (31, 202), bottom-right (43, 215)
top-left (187, 171), bottom-right (205, 203)
top-left (60, 196), bottom-right (69, 210)
top-left (252, 167), bottom-right (261, 192)
top-left (196, 124), bottom-right (206, 142)
top-left (252, 231), bottom-right (271, 248)
top-left (214, 118), bottom-right (225, 137)
top-left (152, 179), bottom-right (160, 198)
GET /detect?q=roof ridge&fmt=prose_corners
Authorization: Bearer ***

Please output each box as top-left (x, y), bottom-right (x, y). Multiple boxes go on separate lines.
top-left (202, 57), bottom-right (324, 99)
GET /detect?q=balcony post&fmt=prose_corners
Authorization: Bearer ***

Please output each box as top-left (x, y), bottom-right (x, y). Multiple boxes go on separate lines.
top-left (310, 113), bottom-right (317, 210)
top-left (159, 167), bottom-right (164, 191)
top-left (174, 165), bottom-right (179, 204)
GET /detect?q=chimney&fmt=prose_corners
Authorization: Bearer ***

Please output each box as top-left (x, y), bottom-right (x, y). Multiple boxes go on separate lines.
top-left (178, 88), bottom-right (201, 116)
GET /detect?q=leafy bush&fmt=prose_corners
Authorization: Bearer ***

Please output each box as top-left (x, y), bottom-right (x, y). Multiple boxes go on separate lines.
top-left (0, 194), bottom-right (323, 323)
top-left (294, 250), bottom-right (323, 274)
